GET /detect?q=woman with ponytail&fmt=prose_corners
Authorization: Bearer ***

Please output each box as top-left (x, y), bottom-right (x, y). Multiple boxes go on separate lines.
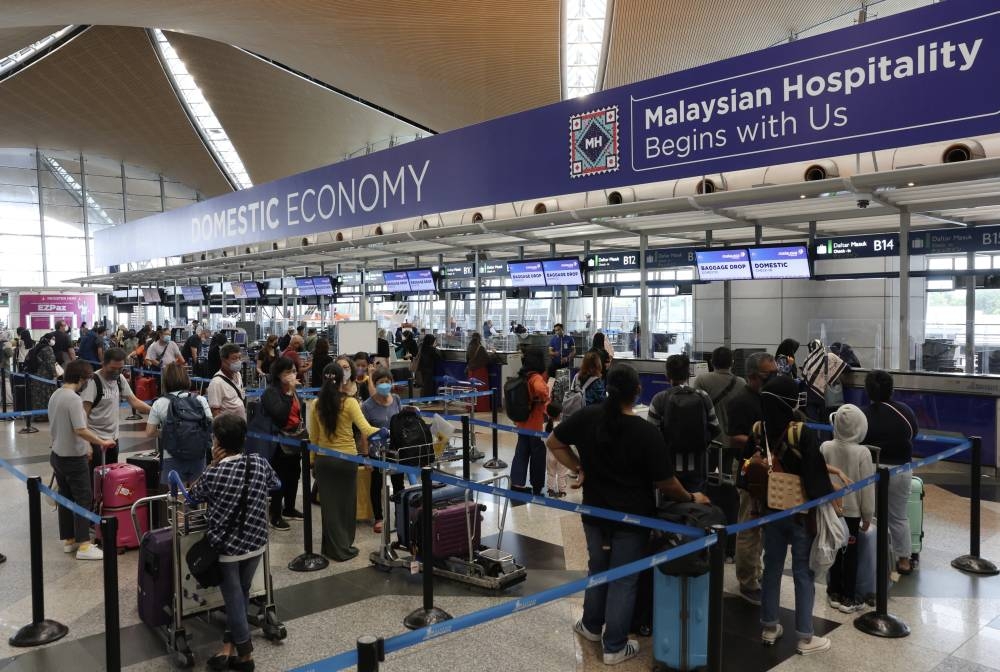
top-left (546, 363), bottom-right (708, 665)
top-left (308, 363), bottom-right (387, 561)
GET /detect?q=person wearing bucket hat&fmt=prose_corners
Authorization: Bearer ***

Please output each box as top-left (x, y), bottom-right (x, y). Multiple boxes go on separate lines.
top-left (757, 374), bottom-right (834, 656)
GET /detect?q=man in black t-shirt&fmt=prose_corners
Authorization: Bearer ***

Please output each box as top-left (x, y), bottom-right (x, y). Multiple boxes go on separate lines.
top-left (52, 321), bottom-right (74, 366)
top-left (547, 365), bottom-right (707, 665)
top-left (725, 351), bottom-right (777, 605)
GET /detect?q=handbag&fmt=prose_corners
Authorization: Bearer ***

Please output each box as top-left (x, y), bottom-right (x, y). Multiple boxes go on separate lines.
top-left (278, 395), bottom-right (306, 455)
top-left (186, 456), bottom-right (251, 587)
top-left (762, 423), bottom-right (807, 511)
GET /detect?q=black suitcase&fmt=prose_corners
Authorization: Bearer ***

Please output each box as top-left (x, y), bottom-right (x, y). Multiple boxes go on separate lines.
top-left (127, 450), bottom-right (161, 490)
top-left (702, 442), bottom-right (738, 559)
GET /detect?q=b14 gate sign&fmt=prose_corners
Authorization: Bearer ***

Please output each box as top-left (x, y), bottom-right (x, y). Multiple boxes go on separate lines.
top-left (695, 249), bottom-right (752, 281)
top-left (749, 246), bottom-right (812, 279)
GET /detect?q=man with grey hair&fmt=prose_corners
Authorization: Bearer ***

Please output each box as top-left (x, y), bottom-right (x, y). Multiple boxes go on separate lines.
top-left (725, 351), bottom-right (778, 605)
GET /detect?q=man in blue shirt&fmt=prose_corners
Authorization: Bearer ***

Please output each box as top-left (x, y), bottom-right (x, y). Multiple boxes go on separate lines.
top-left (548, 323), bottom-right (576, 376)
top-left (77, 325), bottom-right (106, 364)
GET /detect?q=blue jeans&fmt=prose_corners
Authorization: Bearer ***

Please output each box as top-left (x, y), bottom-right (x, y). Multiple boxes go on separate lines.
top-left (219, 554), bottom-right (262, 655)
top-left (511, 435), bottom-right (546, 494)
top-left (761, 515), bottom-right (816, 639)
top-left (582, 523), bottom-right (649, 653)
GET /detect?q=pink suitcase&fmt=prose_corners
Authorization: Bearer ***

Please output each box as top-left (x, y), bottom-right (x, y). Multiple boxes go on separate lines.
top-left (94, 463), bottom-right (148, 550)
top-left (94, 463), bottom-right (147, 509)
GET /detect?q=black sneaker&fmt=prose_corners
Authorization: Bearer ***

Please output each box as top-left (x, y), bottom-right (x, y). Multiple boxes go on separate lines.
top-left (270, 517), bottom-right (290, 531)
top-left (282, 509), bottom-right (305, 520)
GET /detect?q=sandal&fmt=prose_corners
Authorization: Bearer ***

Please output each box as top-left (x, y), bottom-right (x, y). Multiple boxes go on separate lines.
top-left (373, 520), bottom-right (383, 533)
top-left (896, 558), bottom-right (913, 575)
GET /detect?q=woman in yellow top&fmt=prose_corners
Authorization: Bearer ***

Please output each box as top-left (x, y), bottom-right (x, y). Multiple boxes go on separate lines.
top-left (308, 362), bottom-right (385, 561)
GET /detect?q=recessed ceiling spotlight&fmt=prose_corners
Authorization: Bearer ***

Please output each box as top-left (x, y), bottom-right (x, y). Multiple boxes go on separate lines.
top-left (799, 194), bottom-right (807, 199)
top-left (906, 182), bottom-right (916, 187)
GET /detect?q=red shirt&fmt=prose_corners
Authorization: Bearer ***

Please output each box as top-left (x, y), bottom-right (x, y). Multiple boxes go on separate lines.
top-left (516, 372), bottom-right (550, 432)
top-left (285, 395), bottom-right (301, 432)
top-left (282, 347), bottom-right (303, 377)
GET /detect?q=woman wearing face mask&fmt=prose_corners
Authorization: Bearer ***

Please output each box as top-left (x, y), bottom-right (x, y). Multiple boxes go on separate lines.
top-left (335, 356), bottom-right (358, 398)
top-left (309, 363), bottom-right (386, 560)
top-left (361, 368), bottom-right (404, 533)
top-left (256, 335), bottom-right (279, 384)
top-left (145, 363), bottom-right (212, 484)
top-left (353, 351), bottom-right (376, 401)
top-left (756, 375), bottom-right (839, 656)
top-left (245, 357), bottom-right (303, 532)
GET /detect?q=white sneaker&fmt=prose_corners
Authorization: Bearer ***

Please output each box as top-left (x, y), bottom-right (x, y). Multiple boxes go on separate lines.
top-left (63, 542), bottom-right (78, 554)
top-left (76, 545), bottom-right (104, 561)
top-left (573, 619), bottom-right (602, 642)
top-left (762, 624), bottom-right (783, 646)
top-left (603, 639), bottom-right (639, 665)
top-left (797, 635), bottom-right (831, 655)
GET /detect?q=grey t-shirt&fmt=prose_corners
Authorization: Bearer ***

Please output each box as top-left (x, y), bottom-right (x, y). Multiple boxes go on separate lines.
top-left (80, 372), bottom-right (134, 441)
top-left (692, 371), bottom-right (747, 440)
top-left (49, 387), bottom-right (89, 457)
top-left (361, 394), bottom-right (401, 430)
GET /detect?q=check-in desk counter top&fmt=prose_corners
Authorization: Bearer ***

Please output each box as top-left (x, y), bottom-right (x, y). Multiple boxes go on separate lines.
top-left (843, 370), bottom-right (999, 468)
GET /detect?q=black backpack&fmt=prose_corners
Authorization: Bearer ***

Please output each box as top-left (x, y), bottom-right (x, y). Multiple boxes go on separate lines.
top-left (389, 407), bottom-right (434, 467)
top-left (654, 387), bottom-right (710, 457)
top-left (22, 343), bottom-right (43, 374)
top-left (160, 394), bottom-right (212, 462)
top-left (503, 374), bottom-right (532, 422)
top-left (653, 501), bottom-right (727, 576)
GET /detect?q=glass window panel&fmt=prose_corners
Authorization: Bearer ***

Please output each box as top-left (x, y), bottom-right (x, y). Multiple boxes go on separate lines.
top-left (0, 183), bottom-right (39, 204)
top-left (0, 166), bottom-right (36, 187)
top-left (975, 255), bottom-right (991, 270)
top-left (955, 257), bottom-right (968, 270)
top-left (89, 191), bottom-right (123, 210)
top-left (44, 206), bottom-right (85, 228)
top-left (125, 177), bottom-right (161, 197)
top-left (0, 148), bottom-right (36, 170)
top-left (125, 194), bottom-right (162, 211)
top-left (40, 186), bottom-right (80, 207)
top-left (927, 257), bottom-right (953, 270)
top-left (164, 197), bottom-right (196, 211)
top-left (124, 163), bottom-right (159, 180)
top-left (45, 236), bottom-right (88, 267)
top-left (46, 269), bottom-right (88, 287)
top-left (127, 209), bottom-right (160, 222)
top-left (0, 201), bottom-right (40, 234)
top-left (80, 157), bottom-right (121, 179)
top-left (85, 174), bottom-right (123, 194)
top-left (0, 234), bottom-right (43, 284)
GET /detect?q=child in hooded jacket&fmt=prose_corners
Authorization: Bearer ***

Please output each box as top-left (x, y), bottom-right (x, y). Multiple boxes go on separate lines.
top-left (820, 404), bottom-right (876, 613)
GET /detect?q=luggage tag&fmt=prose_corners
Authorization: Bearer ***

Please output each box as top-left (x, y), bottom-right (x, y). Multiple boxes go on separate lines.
top-left (410, 560), bottom-right (420, 575)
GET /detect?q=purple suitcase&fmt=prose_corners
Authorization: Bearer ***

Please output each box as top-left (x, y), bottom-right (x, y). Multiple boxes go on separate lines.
top-left (419, 500), bottom-right (484, 560)
top-left (137, 528), bottom-right (173, 628)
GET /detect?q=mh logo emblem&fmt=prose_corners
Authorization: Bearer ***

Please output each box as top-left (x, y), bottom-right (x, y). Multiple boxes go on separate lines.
top-left (570, 106), bottom-right (620, 178)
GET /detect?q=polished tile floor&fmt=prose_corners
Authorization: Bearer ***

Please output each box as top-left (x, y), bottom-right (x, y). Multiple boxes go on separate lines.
top-left (0, 409), bottom-right (997, 672)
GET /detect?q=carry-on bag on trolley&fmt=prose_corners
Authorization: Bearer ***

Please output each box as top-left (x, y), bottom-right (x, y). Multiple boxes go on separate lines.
top-left (394, 483), bottom-right (469, 550)
top-left (94, 463), bottom-right (148, 550)
top-left (412, 500), bottom-right (485, 560)
top-left (137, 527), bottom-right (173, 628)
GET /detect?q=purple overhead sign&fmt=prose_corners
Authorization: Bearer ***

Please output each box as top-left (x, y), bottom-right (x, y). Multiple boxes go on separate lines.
top-left (94, 0), bottom-right (1000, 267)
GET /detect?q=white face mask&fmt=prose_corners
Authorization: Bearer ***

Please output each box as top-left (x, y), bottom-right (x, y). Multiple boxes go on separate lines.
top-left (228, 361), bottom-right (242, 373)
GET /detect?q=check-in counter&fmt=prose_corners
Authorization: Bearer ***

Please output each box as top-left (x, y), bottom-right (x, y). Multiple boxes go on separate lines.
top-left (843, 370), bottom-right (998, 468)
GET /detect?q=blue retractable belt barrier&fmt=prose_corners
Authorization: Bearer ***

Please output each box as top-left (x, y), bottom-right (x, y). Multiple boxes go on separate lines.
top-left (0, 456), bottom-right (101, 525)
top-left (27, 374), bottom-right (58, 386)
top-left (288, 534), bottom-right (717, 672)
top-left (0, 409), bottom-right (53, 420)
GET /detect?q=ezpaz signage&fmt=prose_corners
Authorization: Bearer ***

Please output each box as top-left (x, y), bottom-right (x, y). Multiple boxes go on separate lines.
top-left (94, 1), bottom-right (1000, 267)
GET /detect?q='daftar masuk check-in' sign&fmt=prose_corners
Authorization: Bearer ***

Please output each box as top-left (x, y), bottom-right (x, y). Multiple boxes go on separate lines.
top-left (94, 0), bottom-right (1000, 267)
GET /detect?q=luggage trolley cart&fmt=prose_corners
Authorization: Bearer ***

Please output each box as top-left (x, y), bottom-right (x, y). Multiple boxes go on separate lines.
top-left (130, 492), bottom-right (286, 668)
top-left (440, 375), bottom-right (486, 461)
top-left (369, 437), bottom-right (526, 590)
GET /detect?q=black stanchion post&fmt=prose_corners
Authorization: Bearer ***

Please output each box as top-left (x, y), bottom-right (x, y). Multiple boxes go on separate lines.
top-left (952, 436), bottom-right (999, 575)
top-left (126, 366), bottom-right (142, 420)
top-left (462, 415), bottom-right (471, 482)
top-left (357, 635), bottom-right (385, 672)
top-left (101, 516), bottom-right (122, 672)
top-left (707, 524), bottom-right (726, 672)
top-left (404, 466), bottom-right (453, 629)
top-left (1, 367), bottom-right (9, 415)
top-left (482, 388), bottom-right (506, 470)
top-left (407, 377), bottom-right (415, 400)
top-left (9, 477), bottom-right (68, 647)
top-left (19, 376), bottom-right (37, 434)
top-left (855, 468), bottom-right (910, 638)
top-left (289, 440), bottom-right (330, 572)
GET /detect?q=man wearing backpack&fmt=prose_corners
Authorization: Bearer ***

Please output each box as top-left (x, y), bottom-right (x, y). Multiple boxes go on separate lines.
top-left (77, 324), bottom-right (106, 365)
top-left (82, 348), bottom-right (151, 473)
top-left (145, 363), bottom-right (213, 485)
top-left (647, 354), bottom-right (720, 492)
top-left (507, 347), bottom-right (550, 495)
top-left (692, 347), bottom-right (747, 469)
top-left (207, 344), bottom-right (246, 420)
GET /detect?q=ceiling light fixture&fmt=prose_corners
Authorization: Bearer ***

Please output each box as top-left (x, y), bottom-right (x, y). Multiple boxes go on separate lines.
top-left (151, 29), bottom-right (253, 190)
top-left (564, 0), bottom-right (610, 99)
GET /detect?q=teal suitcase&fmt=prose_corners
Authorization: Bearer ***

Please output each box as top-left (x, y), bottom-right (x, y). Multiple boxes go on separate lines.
top-left (908, 475), bottom-right (924, 559)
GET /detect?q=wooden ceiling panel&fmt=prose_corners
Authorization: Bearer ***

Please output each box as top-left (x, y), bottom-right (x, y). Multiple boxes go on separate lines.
top-left (165, 31), bottom-right (421, 185)
top-left (0, 26), bottom-right (231, 196)
top-left (603, 0), bottom-right (922, 88)
top-left (0, 1), bottom-right (562, 131)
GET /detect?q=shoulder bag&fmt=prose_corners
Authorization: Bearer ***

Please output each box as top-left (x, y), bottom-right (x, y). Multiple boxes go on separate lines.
top-left (186, 456), bottom-right (251, 587)
top-left (763, 422), bottom-right (807, 510)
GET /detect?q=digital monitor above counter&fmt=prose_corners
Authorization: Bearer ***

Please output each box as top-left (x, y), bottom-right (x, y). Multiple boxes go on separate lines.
top-left (748, 245), bottom-right (811, 279)
top-left (383, 271), bottom-right (411, 293)
top-left (542, 258), bottom-right (583, 285)
top-left (311, 275), bottom-right (335, 296)
top-left (695, 249), bottom-right (752, 281)
top-left (180, 286), bottom-right (205, 301)
top-left (295, 277), bottom-right (316, 296)
top-left (507, 260), bottom-right (546, 287)
top-left (406, 269), bottom-right (436, 292)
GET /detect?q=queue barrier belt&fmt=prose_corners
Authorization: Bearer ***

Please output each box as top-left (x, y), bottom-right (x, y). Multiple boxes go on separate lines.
top-left (0, 456), bottom-right (102, 525)
top-left (287, 534), bottom-right (717, 672)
